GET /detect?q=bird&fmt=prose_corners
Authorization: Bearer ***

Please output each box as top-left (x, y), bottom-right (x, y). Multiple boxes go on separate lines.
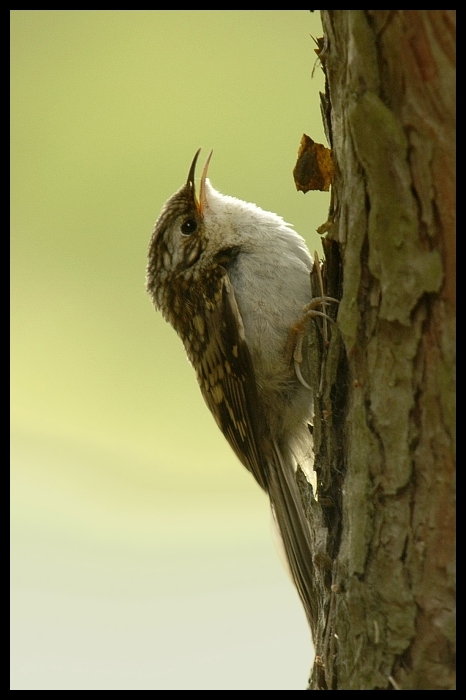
top-left (146, 149), bottom-right (335, 632)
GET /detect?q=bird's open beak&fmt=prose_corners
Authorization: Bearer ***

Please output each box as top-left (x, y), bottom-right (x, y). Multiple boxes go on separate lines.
top-left (186, 149), bottom-right (213, 216)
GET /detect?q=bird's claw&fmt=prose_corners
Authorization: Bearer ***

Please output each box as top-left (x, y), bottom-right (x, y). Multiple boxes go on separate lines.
top-left (288, 296), bottom-right (339, 390)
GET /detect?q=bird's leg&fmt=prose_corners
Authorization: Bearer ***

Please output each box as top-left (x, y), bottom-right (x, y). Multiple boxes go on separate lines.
top-left (287, 296), bottom-right (339, 391)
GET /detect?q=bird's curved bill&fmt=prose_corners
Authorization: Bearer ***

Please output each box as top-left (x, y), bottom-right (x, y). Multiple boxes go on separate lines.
top-left (186, 148), bottom-right (213, 215)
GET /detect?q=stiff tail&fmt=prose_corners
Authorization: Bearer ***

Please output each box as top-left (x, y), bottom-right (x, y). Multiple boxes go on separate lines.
top-left (269, 441), bottom-right (317, 633)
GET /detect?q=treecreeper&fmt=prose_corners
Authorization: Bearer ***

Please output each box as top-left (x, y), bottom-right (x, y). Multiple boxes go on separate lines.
top-left (146, 149), bottom-right (336, 634)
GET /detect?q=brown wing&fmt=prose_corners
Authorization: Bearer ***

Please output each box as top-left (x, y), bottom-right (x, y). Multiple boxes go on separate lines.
top-left (196, 272), bottom-right (269, 492)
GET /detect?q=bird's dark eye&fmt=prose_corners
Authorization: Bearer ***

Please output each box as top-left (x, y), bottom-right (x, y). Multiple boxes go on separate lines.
top-left (181, 218), bottom-right (198, 235)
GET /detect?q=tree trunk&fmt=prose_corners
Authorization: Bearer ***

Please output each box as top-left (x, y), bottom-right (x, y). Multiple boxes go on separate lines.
top-left (304, 10), bottom-right (455, 690)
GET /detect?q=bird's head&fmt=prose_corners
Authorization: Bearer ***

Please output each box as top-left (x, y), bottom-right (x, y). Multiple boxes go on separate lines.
top-left (146, 148), bottom-right (294, 318)
top-left (147, 148), bottom-right (211, 283)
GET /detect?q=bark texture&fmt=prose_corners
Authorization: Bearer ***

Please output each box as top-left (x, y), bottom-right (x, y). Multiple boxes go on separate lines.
top-left (304, 10), bottom-right (455, 690)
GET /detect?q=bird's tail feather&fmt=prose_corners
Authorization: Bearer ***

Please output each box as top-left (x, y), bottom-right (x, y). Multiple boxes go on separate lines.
top-left (269, 440), bottom-right (317, 632)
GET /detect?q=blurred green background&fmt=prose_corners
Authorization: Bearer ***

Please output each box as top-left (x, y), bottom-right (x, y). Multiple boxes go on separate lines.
top-left (11, 10), bottom-right (329, 690)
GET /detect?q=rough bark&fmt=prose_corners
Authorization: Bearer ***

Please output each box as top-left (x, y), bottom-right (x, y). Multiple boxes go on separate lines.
top-left (303, 10), bottom-right (455, 690)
